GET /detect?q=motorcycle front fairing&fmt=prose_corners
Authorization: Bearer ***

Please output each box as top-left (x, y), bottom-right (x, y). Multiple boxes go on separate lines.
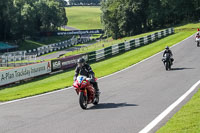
top-left (196, 37), bottom-right (200, 41)
top-left (73, 76), bottom-right (92, 96)
top-left (163, 53), bottom-right (170, 62)
top-left (73, 80), bottom-right (80, 95)
top-left (73, 76), bottom-right (86, 94)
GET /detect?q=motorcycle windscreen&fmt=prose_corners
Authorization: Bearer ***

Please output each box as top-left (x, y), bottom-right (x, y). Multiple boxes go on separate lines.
top-left (77, 76), bottom-right (86, 83)
top-left (164, 53), bottom-right (170, 57)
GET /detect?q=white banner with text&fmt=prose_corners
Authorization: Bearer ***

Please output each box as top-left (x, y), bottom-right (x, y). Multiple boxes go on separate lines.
top-left (0, 61), bottom-right (51, 86)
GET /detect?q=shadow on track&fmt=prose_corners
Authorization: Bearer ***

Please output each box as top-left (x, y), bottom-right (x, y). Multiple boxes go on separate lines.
top-left (88, 102), bottom-right (138, 110)
top-left (170, 67), bottom-right (194, 71)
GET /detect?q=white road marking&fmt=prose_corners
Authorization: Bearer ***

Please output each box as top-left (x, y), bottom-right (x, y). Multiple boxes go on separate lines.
top-left (139, 79), bottom-right (200, 133)
top-left (0, 34), bottom-right (194, 106)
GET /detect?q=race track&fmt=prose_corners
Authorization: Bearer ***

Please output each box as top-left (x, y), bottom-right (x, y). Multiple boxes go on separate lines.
top-left (1, 34), bottom-right (200, 133)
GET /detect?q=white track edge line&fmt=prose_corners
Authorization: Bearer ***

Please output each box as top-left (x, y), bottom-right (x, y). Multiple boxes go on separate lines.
top-left (0, 34), bottom-right (194, 106)
top-left (139, 79), bottom-right (200, 133)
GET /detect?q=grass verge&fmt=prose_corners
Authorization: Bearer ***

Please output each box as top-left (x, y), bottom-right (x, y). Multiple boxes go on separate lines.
top-left (156, 89), bottom-right (200, 133)
top-left (0, 23), bottom-right (198, 101)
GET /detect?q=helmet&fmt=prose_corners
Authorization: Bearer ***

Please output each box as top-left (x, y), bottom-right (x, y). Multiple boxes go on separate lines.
top-left (77, 58), bottom-right (85, 67)
top-left (77, 58), bottom-right (85, 63)
top-left (165, 46), bottom-right (169, 50)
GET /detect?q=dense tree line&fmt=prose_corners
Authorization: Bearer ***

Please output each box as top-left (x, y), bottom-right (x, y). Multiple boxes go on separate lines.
top-left (101, 0), bottom-right (200, 39)
top-left (69, 0), bottom-right (101, 5)
top-left (0, 0), bottom-right (67, 41)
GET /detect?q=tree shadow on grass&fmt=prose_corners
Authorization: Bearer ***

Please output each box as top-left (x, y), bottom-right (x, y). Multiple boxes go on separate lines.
top-left (88, 102), bottom-right (138, 110)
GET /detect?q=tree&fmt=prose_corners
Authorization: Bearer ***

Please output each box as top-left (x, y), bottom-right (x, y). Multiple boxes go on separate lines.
top-left (101, 0), bottom-right (200, 39)
top-left (101, 0), bottom-right (145, 39)
top-left (0, 0), bottom-right (68, 41)
top-left (0, 0), bottom-right (15, 40)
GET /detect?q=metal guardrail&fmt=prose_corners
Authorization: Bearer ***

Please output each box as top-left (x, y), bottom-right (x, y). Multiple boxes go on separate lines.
top-left (87, 28), bottom-right (174, 62)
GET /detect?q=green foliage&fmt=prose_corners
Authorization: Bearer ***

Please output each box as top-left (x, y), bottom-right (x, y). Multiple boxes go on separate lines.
top-left (0, 0), bottom-right (68, 41)
top-left (101, 0), bottom-right (200, 39)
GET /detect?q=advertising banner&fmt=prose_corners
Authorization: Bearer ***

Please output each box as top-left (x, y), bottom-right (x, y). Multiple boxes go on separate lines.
top-left (40, 29), bottom-right (104, 36)
top-left (57, 29), bottom-right (104, 36)
top-left (0, 61), bottom-right (51, 86)
top-left (51, 59), bottom-right (62, 71)
top-left (61, 54), bottom-right (88, 70)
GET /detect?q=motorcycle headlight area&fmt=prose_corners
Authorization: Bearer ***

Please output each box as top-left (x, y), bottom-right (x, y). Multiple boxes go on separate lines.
top-left (77, 76), bottom-right (86, 83)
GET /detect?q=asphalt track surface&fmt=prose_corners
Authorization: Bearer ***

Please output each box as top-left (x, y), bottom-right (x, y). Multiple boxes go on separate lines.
top-left (1, 34), bottom-right (200, 133)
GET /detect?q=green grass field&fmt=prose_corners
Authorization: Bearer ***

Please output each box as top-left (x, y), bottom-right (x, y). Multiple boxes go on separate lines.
top-left (65, 6), bottom-right (102, 30)
top-left (0, 22), bottom-right (198, 101)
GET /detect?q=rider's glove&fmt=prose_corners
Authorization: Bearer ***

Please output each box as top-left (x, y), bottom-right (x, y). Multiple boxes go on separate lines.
top-left (89, 74), bottom-right (95, 83)
top-left (73, 76), bottom-right (77, 81)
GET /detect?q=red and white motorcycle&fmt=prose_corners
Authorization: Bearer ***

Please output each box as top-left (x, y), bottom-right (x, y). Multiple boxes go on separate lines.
top-left (73, 75), bottom-right (99, 109)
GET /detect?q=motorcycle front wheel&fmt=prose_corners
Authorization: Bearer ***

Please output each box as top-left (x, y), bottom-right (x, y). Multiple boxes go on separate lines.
top-left (165, 62), bottom-right (169, 70)
top-left (79, 92), bottom-right (87, 109)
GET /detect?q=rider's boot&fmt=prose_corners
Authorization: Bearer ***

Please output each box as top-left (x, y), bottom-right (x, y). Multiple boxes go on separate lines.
top-left (93, 82), bottom-right (100, 96)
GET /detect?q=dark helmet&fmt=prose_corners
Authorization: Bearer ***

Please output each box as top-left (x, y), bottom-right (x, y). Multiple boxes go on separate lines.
top-left (77, 58), bottom-right (85, 63)
top-left (165, 46), bottom-right (169, 50)
top-left (77, 58), bottom-right (85, 67)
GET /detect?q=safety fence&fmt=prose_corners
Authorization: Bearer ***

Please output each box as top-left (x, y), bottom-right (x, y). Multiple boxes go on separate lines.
top-left (25, 36), bottom-right (90, 56)
top-left (0, 36), bottom-right (91, 66)
top-left (87, 28), bottom-right (174, 62)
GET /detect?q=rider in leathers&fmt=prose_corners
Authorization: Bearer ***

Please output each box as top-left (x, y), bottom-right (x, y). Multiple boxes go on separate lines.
top-left (74, 58), bottom-right (100, 96)
top-left (163, 46), bottom-right (174, 65)
top-left (196, 32), bottom-right (200, 38)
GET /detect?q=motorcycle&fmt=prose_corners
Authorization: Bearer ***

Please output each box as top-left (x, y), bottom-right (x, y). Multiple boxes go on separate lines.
top-left (73, 75), bottom-right (99, 109)
top-left (162, 53), bottom-right (172, 71)
top-left (196, 37), bottom-right (200, 47)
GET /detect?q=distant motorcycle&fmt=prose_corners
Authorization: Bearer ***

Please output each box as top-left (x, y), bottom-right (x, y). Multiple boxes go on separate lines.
top-left (196, 37), bottom-right (200, 47)
top-left (73, 75), bottom-right (99, 109)
top-left (162, 53), bottom-right (172, 70)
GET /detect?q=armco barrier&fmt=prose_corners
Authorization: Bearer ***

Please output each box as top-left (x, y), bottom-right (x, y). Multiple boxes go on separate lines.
top-left (33, 36), bottom-right (91, 56)
top-left (0, 36), bottom-right (91, 65)
top-left (87, 28), bottom-right (174, 62)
